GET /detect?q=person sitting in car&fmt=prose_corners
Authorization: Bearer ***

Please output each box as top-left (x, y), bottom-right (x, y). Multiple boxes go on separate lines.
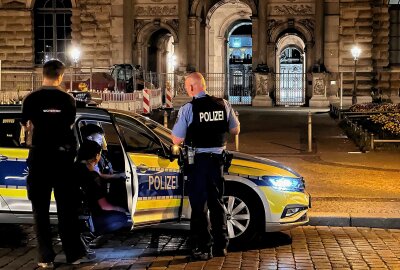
top-left (74, 140), bottom-right (130, 236)
top-left (80, 124), bottom-right (125, 181)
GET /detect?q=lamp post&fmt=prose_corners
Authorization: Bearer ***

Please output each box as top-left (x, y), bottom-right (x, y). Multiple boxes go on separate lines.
top-left (69, 46), bottom-right (81, 91)
top-left (351, 46), bottom-right (361, 105)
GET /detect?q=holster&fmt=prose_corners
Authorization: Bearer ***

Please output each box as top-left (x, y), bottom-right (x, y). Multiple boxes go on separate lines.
top-left (222, 151), bottom-right (233, 172)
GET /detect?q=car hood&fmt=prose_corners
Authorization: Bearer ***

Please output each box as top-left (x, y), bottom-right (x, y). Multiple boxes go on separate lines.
top-left (229, 151), bottom-right (301, 178)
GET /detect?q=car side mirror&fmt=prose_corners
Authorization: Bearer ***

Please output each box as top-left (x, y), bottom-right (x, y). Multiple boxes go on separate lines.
top-left (169, 144), bottom-right (182, 162)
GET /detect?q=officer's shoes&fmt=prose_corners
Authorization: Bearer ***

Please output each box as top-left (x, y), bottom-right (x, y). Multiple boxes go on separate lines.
top-left (191, 248), bottom-right (213, 261)
top-left (37, 262), bottom-right (54, 269)
top-left (213, 248), bottom-right (227, 257)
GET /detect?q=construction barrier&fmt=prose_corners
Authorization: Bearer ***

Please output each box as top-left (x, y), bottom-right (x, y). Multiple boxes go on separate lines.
top-left (143, 89), bottom-right (151, 114)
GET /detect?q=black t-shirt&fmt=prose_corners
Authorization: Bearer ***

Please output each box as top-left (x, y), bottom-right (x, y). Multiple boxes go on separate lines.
top-left (74, 162), bottom-right (105, 215)
top-left (21, 87), bottom-right (76, 148)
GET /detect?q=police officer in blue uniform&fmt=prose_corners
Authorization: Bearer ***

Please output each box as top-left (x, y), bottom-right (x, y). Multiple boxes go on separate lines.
top-left (172, 72), bottom-right (240, 260)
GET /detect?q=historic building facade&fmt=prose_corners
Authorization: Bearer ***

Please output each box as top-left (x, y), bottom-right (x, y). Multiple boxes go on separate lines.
top-left (0, 0), bottom-right (399, 106)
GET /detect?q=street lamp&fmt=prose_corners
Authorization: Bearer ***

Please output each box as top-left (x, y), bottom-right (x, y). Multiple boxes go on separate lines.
top-left (69, 46), bottom-right (81, 91)
top-left (351, 46), bottom-right (361, 105)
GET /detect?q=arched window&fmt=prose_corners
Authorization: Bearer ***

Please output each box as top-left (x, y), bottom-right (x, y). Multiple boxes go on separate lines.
top-left (34, 0), bottom-right (72, 65)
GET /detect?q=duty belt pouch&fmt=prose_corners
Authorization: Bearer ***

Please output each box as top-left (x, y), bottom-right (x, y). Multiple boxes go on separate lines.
top-left (223, 151), bottom-right (233, 172)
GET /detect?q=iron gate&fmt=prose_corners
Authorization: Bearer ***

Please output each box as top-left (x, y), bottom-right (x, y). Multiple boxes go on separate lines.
top-left (228, 70), bottom-right (253, 105)
top-left (275, 73), bottom-right (306, 106)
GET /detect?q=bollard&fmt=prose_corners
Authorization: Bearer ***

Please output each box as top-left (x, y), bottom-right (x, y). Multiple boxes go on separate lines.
top-left (370, 133), bottom-right (375, 150)
top-left (235, 111), bottom-right (239, 152)
top-left (163, 110), bottom-right (168, 128)
top-left (308, 111), bottom-right (312, 153)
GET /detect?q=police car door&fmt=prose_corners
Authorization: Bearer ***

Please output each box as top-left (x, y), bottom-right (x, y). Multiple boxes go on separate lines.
top-left (0, 112), bottom-right (34, 221)
top-left (76, 115), bottom-right (137, 224)
top-left (114, 114), bottom-right (182, 225)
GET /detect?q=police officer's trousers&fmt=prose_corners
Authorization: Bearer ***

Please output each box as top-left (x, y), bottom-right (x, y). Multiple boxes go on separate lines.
top-left (187, 153), bottom-right (229, 252)
top-left (27, 148), bottom-right (86, 263)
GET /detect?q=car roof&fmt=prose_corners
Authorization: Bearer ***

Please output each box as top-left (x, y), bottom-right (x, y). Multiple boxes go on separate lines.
top-left (0, 105), bottom-right (142, 119)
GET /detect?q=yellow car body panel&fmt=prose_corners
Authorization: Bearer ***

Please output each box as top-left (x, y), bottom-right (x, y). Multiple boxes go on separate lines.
top-left (0, 148), bottom-right (28, 159)
top-left (229, 159), bottom-right (297, 177)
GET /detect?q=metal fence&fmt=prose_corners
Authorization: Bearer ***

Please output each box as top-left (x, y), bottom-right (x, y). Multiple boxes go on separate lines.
top-left (0, 68), bottom-right (256, 106)
top-left (275, 73), bottom-right (306, 106)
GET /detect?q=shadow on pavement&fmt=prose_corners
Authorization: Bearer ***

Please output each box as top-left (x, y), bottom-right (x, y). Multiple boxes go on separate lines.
top-left (0, 224), bottom-right (29, 248)
top-left (229, 231), bottom-right (292, 252)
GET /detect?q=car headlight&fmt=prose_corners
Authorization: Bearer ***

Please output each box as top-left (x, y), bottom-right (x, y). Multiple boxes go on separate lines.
top-left (262, 176), bottom-right (305, 192)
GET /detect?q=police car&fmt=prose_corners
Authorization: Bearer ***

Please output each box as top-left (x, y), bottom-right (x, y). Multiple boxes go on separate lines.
top-left (0, 104), bottom-right (310, 244)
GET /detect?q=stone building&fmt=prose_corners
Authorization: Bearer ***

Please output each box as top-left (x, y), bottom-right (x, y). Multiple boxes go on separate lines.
top-left (0, 0), bottom-right (399, 106)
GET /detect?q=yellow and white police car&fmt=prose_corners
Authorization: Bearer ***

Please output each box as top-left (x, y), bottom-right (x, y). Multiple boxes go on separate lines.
top-left (0, 105), bottom-right (310, 244)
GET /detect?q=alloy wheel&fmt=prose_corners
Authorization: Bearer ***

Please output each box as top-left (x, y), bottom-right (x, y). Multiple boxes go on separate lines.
top-left (223, 195), bottom-right (251, 239)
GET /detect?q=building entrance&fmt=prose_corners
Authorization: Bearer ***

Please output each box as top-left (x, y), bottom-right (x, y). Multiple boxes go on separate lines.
top-left (275, 35), bottom-right (306, 106)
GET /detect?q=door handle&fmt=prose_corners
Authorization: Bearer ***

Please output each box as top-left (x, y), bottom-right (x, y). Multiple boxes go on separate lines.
top-left (137, 164), bottom-right (149, 172)
top-left (0, 155), bottom-right (7, 161)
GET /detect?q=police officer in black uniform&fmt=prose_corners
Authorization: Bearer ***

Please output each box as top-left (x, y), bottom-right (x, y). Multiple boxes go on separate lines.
top-left (21, 60), bottom-right (94, 267)
top-left (171, 72), bottom-right (240, 260)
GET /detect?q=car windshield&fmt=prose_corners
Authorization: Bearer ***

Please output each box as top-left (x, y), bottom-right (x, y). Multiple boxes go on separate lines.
top-left (136, 116), bottom-right (173, 145)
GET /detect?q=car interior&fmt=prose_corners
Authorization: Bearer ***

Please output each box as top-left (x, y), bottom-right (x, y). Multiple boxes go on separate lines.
top-left (77, 120), bottom-right (129, 212)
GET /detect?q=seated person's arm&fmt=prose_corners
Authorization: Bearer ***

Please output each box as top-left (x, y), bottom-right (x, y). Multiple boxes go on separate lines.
top-left (97, 197), bottom-right (126, 213)
top-left (99, 172), bottom-right (126, 180)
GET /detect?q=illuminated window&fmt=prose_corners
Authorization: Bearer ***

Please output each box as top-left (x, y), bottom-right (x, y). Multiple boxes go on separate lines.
top-left (34, 0), bottom-right (72, 65)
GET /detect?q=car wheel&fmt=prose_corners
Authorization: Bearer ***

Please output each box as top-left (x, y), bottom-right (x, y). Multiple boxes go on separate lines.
top-left (223, 186), bottom-right (262, 245)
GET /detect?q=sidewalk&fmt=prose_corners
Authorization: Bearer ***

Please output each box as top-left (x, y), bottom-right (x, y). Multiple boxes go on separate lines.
top-left (226, 107), bottom-right (400, 228)
top-left (155, 106), bottom-right (400, 229)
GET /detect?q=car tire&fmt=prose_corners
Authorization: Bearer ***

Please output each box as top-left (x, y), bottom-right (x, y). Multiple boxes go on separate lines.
top-left (224, 184), bottom-right (263, 246)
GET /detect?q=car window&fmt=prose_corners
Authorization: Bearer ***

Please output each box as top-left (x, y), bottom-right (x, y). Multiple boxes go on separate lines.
top-left (77, 120), bottom-right (126, 172)
top-left (115, 114), bottom-right (164, 155)
top-left (0, 116), bottom-right (28, 148)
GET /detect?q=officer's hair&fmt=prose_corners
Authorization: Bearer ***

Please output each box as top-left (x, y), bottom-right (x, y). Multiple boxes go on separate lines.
top-left (78, 140), bottom-right (102, 161)
top-left (43, 59), bottom-right (65, 80)
top-left (80, 124), bottom-right (104, 138)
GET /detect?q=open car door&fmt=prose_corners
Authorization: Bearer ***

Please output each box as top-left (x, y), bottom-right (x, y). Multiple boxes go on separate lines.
top-left (76, 112), bottom-right (138, 227)
top-left (113, 113), bottom-right (183, 226)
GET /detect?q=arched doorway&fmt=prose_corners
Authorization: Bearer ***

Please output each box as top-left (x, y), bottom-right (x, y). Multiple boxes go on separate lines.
top-left (275, 34), bottom-right (306, 106)
top-left (227, 23), bottom-right (252, 104)
top-left (206, 0), bottom-right (253, 103)
top-left (147, 29), bottom-right (175, 74)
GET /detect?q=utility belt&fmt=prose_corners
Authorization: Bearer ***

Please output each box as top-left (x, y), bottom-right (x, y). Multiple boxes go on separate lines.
top-left (184, 146), bottom-right (233, 172)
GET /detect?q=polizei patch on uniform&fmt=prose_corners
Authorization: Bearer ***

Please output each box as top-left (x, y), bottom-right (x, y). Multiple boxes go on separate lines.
top-left (199, 111), bottom-right (224, 122)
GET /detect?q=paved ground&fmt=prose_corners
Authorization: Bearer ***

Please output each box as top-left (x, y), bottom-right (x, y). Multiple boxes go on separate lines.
top-left (1, 224), bottom-right (400, 269)
top-left (155, 107), bottom-right (400, 216)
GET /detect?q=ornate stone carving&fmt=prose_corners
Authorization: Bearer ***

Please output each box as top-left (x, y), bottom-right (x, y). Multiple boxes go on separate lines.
top-left (267, 19), bottom-right (283, 41)
top-left (298, 19), bottom-right (315, 33)
top-left (134, 19), bottom-right (147, 37)
top-left (272, 5), bottom-right (313, 15)
top-left (313, 78), bottom-right (325, 96)
top-left (1, 0), bottom-right (25, 8)
top-left (256, 74), bottom-right (269, 95)
top-left (136, 5), bottom-right (178, 17)
top-left (166, 19), bottom-right (179, 34)
top-left (176, 74), bottom-right (186, 95)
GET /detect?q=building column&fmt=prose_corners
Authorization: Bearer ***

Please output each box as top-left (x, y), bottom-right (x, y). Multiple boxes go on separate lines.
top-left (123, 0), bottom-right (132, 64)
top-left (315, 0), bottom-right (324, 67)
top-left (251, 16), bottom-right (259, 70)
top-left (258, 1), bottom-right (267, 66)
top-left (188, 16), bottom-right (198, 71)
top-left (177, 0), bottom-right (188, 72)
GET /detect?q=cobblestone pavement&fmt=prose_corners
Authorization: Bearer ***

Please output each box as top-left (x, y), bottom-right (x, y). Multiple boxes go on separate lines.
top-left (1, 225), bottom-right (400, 269)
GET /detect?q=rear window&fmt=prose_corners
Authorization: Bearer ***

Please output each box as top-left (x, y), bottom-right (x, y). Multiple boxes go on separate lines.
top-left (0, 116), bottom-right (27, 148)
